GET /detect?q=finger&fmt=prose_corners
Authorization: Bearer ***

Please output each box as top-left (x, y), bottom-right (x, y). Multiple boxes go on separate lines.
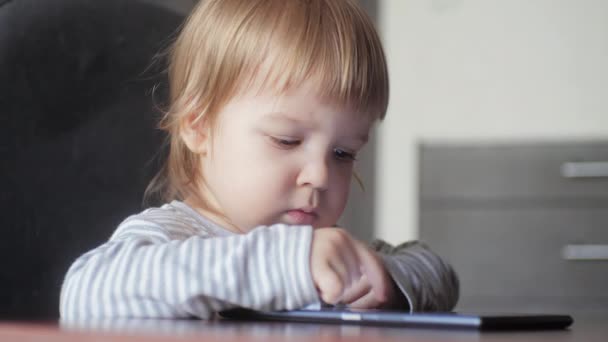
top-left (347, 290), bottom-right (381, 309)
top-left (326, 255), bottom-right (362, 303)
top-left (337, 237), bottom-right (362, 286)
top-left (326, 255), bottom-right (352, 293)
top-left (340, 274), bottom-right (371, 304)
top-left (352, 241), bottom-right (391, 303)
top-left (315, 261), bottom-right (345, 304)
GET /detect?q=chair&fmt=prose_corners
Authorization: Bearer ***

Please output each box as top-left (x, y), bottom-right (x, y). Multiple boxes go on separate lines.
top-left (0, 0), bottom-right (185, 319)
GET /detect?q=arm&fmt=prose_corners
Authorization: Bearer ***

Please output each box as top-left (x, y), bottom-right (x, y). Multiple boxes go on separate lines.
top-left (370, 240), bottom-right (459, 312)
top-left (60, 223), bottom-right (319, 319)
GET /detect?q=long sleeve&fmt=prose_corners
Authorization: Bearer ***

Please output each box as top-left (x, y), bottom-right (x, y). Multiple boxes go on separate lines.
top-left (60, 223), bottom-right (319, 319)
top-left (371, 240), bottom-right (459, 312)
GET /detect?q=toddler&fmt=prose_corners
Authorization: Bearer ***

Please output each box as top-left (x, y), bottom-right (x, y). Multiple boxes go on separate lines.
top-left (60, 0), bottom-right (458, 319)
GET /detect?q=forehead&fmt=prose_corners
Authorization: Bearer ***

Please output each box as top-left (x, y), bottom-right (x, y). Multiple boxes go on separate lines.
top-left (246, 81), bottom-right (368, 120)
top-left (239, 74), bottom-right (373, 118)
top-left (218, 78), bottom-right (373, 137)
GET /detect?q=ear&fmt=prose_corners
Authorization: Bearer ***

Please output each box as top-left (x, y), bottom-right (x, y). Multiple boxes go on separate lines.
top-left (179, 113), bottom-right (209, 155)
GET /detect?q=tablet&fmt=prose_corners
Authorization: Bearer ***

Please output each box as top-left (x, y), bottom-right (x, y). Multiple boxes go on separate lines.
top-left (220, 307), bottom-right (573, 331)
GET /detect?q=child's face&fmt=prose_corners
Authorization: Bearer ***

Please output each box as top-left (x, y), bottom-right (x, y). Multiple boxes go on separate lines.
top-left (192, 81), bottom-right (374, 232)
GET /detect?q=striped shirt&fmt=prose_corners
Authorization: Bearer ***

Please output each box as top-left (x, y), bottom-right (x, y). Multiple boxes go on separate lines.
top-left (60, 201), bottom-right (458, 319)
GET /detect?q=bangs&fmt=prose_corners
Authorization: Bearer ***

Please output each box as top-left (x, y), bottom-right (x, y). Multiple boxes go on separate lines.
top-left (206, 0), bottom-right (389, 121)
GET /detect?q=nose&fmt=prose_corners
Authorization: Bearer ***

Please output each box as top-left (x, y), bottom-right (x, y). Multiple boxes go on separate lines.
top-left (296, 157), bottom-right (329, 191)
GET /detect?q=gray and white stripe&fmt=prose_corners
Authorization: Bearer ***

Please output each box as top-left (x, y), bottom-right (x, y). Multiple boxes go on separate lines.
top-left (60, 201), bottom-right (458, 319)
top-left (60, 202), bottom-right (319, 319)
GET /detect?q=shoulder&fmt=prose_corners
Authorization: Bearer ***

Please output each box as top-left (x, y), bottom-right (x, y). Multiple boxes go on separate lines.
top-left (110, 201), bottom-right (211, 242)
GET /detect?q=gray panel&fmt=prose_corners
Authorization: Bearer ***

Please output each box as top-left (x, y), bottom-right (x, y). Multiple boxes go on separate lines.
top-left (420, 142), bottom-right (608, 201)
top-left (420, 208), bottom-right (608, 312)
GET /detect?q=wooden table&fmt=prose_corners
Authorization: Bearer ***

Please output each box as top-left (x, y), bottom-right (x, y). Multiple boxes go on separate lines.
top-left (1, 313), bottom-right (606, 342)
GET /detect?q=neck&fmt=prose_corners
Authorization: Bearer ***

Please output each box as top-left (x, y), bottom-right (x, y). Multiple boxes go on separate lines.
top-left (183, 196), bottom-right (246, 235)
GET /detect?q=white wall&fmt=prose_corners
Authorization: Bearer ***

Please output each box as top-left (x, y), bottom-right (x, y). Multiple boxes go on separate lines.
top-left (376, 0), bottom-right (608, 242)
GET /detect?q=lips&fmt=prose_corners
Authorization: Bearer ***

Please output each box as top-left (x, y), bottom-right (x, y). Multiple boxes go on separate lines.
top-left (286, 209), bottom-right (318, 225)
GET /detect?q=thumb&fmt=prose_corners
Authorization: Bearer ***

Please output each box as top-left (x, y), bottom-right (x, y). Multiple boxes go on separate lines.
top-left (352, 241), bottom-right (390, 303)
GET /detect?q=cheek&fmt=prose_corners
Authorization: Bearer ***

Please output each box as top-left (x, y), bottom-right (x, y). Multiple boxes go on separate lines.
top-left (218, 140), bottom-right (292, 193)
top-left (329, 168), bottom-right (354, 208)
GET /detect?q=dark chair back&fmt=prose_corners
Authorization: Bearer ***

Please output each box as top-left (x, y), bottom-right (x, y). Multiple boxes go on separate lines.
top-left (0, 0), bottom-right (184, 319)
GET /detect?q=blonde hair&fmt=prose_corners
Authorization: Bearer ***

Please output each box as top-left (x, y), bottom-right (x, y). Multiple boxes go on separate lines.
top-left (146, 0), bottom-right (389, 205)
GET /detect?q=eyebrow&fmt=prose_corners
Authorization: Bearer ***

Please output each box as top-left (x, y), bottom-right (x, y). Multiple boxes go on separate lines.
top-left (262, 112), bottom-right (369, 144)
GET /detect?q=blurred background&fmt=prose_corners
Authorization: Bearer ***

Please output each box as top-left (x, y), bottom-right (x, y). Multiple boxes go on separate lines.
top-left (373, 0), bottom-right (608, 314)
top-left (1, 0), bottom-right (607, 319)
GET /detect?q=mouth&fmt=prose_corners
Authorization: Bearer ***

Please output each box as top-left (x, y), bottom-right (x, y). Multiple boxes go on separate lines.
top-left (285, 208), bottom-right (318, 225)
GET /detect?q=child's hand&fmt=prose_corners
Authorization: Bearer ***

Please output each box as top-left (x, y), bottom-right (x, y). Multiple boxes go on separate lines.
top-left (310, 228), bottom-right (398, 308)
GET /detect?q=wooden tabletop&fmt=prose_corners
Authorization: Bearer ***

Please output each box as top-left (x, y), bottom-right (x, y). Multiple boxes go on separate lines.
top-left (1, 313), bottom-right (606, 342)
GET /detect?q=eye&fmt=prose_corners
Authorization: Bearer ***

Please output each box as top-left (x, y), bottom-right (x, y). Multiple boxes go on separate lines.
top-left (270, 136), bottom-right (301, 149)
top-left (333, 148), bottom-right (357, 162)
